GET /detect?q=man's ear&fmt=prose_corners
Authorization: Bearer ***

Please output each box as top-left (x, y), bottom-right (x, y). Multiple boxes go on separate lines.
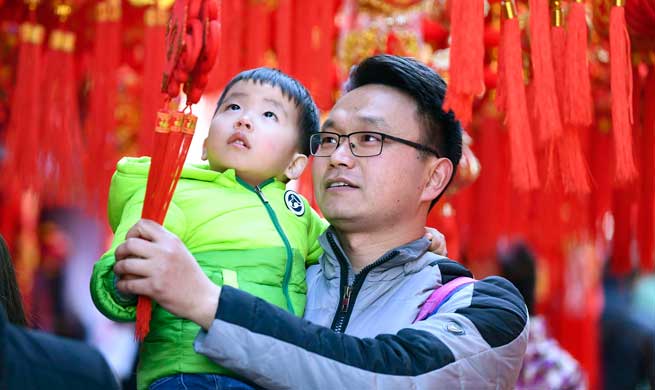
top-left (201, 138), bottom-right (208, 161)
top-left (284, 153), bottom-right (309, 181)
top-left (421, 157), bottom-right (453, 203)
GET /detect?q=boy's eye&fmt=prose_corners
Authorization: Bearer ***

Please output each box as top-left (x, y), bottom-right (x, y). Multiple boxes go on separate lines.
top-left (227, 104), bottom-right (240, 111)
top-left (263, 111), bottom-right (278, 120)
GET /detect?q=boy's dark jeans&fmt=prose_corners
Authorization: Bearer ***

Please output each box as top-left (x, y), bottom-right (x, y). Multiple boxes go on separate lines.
top-left (149, 373), bottom-right (259, 390)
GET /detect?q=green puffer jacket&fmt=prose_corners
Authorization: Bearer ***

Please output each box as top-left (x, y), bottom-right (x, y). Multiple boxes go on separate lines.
top-left (90, 157), bottom-right (327, 389)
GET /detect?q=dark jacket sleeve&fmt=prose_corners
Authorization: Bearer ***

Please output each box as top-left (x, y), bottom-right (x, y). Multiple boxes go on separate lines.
top-left (194, 280), bottom-right (529, 389)
top-left (1, 307), bottom-right (120, 390)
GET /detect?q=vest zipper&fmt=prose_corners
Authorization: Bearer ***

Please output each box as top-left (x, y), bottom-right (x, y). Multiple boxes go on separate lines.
top-left (327, 232), bottom-right (398, 333)
top-left (238, 177), bottom-right (295, 315)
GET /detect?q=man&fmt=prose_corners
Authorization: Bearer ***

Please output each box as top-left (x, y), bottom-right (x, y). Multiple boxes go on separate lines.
top-left (114, 55), bottom-right (528, 389)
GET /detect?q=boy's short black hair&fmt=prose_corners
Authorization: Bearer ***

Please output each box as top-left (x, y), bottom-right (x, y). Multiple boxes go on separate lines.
top-left (215, 68), bottom-right (320, 156)
top-left (346, 55), bottom-right (463, 206)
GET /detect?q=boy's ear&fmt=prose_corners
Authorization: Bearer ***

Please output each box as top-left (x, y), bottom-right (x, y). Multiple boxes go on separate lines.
top-left (201, 138), bottom-right (208, 161)
top-left (284, 153), bottom-right (309, 181)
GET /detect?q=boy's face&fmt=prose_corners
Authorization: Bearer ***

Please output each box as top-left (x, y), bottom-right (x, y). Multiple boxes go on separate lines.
top-left (203, 80), bottom-right (307, 185)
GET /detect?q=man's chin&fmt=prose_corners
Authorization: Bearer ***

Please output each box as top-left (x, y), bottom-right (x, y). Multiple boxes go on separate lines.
top-left (321, 207), bottom-right (362, 225)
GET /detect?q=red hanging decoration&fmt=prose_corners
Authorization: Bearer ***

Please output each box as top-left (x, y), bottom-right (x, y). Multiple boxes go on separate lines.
top-left (563, 0), bottom-right (593, 127)
top-left (528, 0), bottom-right (562, 143)
top-left (40, 6), bottom-right (84, 206)
top-left (85, 0), bottom-right (122, 216)
top-left (0, 1), bottom-right (43, 252)
top-left (550, 1), bottom-right (590, 194)
top-left (139, 5), bottom-right (169, 155)
top-left (496, 0), bottom-right (540, 191)
top-left (135, 0), bottom-right (220, 341)
top-left (609, 0), bottom-right (637, 184)
top-left (1, 2), bottom-right (44, 195)
top-left (443, 0), bottom-right (484, 127)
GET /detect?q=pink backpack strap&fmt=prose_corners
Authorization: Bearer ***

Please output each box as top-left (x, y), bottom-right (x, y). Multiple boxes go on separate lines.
top-left (414, 276), bottom-right (476, 323)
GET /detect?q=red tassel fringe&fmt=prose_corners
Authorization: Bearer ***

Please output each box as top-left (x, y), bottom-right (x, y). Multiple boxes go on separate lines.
top-left (1, 21), bottom-right (44, 194)
top-left (139, 6), bottom-right (168, 155)
top-left (497, 8), bottom-right (540, 191)
top-left (563, 1), bottom-right (593, 127)
top-left (41, 30), bottom-right (83, 205)
top-left (609, 5), bottom-right (637, 184)
top-left (443, 0), bottom-right (484, 127)
top-left (551, 24), bottom-right (591, 194)
top-left (85, 0), bottom-right (122, 215)
top-left (528, 0), bottom-right (562, 143)
top-left (135, 298), bottom-right (152, 340)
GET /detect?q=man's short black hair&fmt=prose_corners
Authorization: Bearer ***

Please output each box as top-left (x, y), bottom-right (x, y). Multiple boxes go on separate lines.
top-left (215, 68), bottom-right (320, 156)
top-left (346, 55), bottom-right (463, 206)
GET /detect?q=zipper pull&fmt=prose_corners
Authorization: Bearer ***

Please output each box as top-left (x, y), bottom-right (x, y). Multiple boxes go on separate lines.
top-left (340, 285), bottom-right (352, 312)
top-left (254, 185), bottom-right (269, 203)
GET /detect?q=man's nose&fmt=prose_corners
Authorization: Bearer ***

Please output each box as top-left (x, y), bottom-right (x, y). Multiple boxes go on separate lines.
top-left (329, 139), bottom-right (355, 168)
top-left (234, 115), bottom-right (252, 131)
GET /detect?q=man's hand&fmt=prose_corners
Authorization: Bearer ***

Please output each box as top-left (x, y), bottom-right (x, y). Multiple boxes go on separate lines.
top-left (113, 219), bottom-right (220, 330)
top-left (424, 227), bottom-right (447, 257)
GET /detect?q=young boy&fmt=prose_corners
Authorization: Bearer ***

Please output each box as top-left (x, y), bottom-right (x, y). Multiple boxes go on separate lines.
top-left (91, 68), bottom-right (444, 389)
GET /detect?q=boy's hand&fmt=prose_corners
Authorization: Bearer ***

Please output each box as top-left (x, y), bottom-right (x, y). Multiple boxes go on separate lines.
top-left (424, 227), bottom-right (447, 257)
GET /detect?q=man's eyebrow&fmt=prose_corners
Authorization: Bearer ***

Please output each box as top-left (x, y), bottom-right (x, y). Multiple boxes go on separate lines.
top-left (357, 115), bottom-right (390, 130)
top-left (321, 118), bottom-right (335, 131)
top-left (263, 98), bottom-right (288, 118)
top-left (321, 116), bottom-right (389, 132)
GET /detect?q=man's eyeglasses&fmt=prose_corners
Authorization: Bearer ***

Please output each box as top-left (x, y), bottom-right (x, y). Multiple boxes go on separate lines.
top-left (309, 131), bottom-right (441, 158)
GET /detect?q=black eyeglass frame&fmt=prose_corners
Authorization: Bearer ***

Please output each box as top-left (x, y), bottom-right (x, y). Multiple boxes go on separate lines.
top-left (309, 131), bottom-right (441, 158)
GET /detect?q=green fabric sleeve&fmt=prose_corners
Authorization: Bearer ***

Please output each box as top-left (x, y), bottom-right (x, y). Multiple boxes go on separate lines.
top-left (305, 204), bottom-right (329, 266)
top-left (90, 189), bottom-right (187, 322)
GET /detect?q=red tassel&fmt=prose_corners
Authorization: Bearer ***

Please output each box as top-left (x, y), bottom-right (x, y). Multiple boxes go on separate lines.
top-left (528, 0), bottom-right (562, 143)
top-left (443, 0), bottom-right (484, 127)
top-left (609, 3), bottom-right (637, 184)
top-left (497, 1), bottom-right (540, 191)
top-left (638, 67), bottom-right (655, 271)
top-left (41, 29), bottom-right (83, 205)
top-left (135, 299), bottom-right (152, 340)
top-left (134, 109), bottom-right (172, 342)
top-left (551, 16), bottom-right (591, 194)
top-left (139, 6), bottom-right (168, 155)
top-left (563, 0), bottom-right (593, 127)
top-left (85, 0), bottom-right (122, 216)
top-left (1, 14), bottom-right (44, 194)
top-left (134, 0), bottom-right (218, 341)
